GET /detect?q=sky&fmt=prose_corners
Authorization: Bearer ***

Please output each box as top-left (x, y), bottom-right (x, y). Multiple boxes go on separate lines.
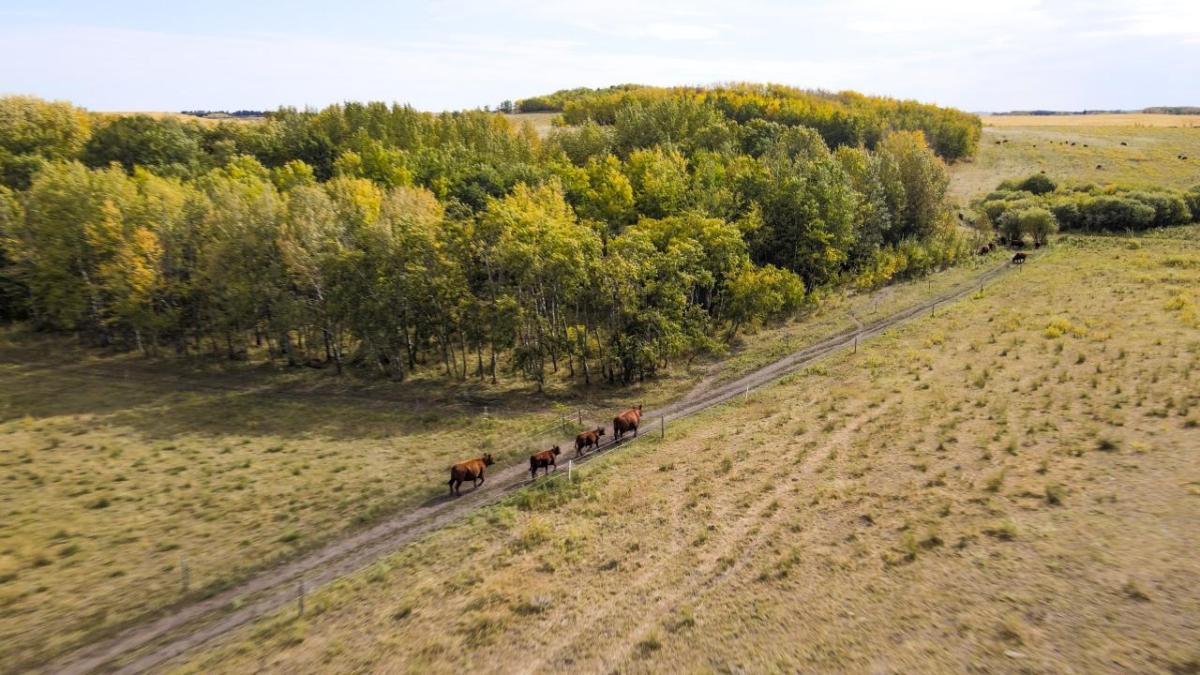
top-left (1, 0), bottom-right (1198, 113)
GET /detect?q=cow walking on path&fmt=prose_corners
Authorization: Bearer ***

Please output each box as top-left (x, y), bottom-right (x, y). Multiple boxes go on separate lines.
top-left (575, 427), bottom-right (605, 456)
top-left (448, 454), bottom-right (494, 496)
top-left (613, 405), bottom-right (643, 441)
top-left (1012, 252), bottom-right (1027, 265)
top-left (530, 446), bottom-right (562, 479)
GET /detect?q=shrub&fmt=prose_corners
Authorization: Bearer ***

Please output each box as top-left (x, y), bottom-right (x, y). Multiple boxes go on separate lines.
top-left (1017, 173), bottom-right (1056, 195)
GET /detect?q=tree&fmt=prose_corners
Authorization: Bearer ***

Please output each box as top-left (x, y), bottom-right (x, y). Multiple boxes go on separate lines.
top-left (625, 146), bottom-right (689, 218)
top-left (0, 187), bottom-right (27, 320)
top-left (998, 207), bottom-right (1057, 245)
top-left (83, 115), bottom-right (204, 177)
top-left (877, 131), bottom-right (948, 240)
top-left (578, 154), bottom-right (635, 232)
top-left (723, 264), bottom-right (805, 337)
top-left (0, 96), bottom-right (92, 189)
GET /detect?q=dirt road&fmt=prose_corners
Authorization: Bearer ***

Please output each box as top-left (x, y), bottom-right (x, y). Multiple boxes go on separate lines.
top-left (43, 260), bottom-right (1013, 675)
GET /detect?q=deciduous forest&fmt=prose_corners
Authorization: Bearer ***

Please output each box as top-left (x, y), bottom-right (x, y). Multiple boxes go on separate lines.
top-left (0, 84), bottom-right (981, 386)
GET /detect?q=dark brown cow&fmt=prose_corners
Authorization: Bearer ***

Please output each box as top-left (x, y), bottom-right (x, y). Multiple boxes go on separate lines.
top-left (1012, 252), bottom-right (1027, 265)
top-left (978, 245), bottom-right (990, 256)
top-left (575, 427), bottom-right (605, 456)
top-left (530, 446), bottom-right (561, 479)
top-left (448, 453), bottom-right (494, 496)
top-left (613, 404), bottom-right (643, 441)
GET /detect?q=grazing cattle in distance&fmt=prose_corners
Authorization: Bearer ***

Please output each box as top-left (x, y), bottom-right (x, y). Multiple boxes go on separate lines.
top-left (613, 404), bottom-right (643, 441)
top-left (530, 446), bottom-right (561, 479)
top-left (978, 245), bottom-right (990, 256)
top-left (449, 453), bottom-right (494, 496)
top-left (1096, 164), bottom-right (1103, 169)
top-left (1012, 252), bottom-right (1028, 265)
top-left (575, 427), bottom-right (605, 456)
top-left (1120, 141), bottom-right (1128, 146)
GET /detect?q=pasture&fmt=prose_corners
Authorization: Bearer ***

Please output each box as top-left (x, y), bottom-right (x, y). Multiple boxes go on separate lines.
top-left (164, 227), bottom-right (1200, 673)
top-left (0, 251), bottom-right (1014, 670)
top-left (0, 335), bottom-right (697, 668)
top-left (951, 114), bottom-right (1200, 202)
top-left (0, 248), bottom-right (1022, 667)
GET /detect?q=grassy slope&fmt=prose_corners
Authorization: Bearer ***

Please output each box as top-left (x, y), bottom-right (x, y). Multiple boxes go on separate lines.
top-left (951, 116), bottom-right (1200, 202)
top-left (168, 227), bottom-right (1200, 674)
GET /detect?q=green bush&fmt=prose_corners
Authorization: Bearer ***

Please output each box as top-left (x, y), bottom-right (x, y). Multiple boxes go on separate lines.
top-left (1017, 173), bottom-right (1056, 195)
top-left (978, 177), bottom-right (1195, 234)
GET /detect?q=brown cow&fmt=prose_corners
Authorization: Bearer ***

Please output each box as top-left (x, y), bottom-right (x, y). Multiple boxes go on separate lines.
top-left (530, 446), bottom-right (562, 479)
top-left (1012, 252), bottom-right (1027, 264)
top-left (575, 427), bottom-right (605, 456)
top-left (613, 404), bottom-right (643, 441)
top-left (448, 453), bottom-right (494, 496)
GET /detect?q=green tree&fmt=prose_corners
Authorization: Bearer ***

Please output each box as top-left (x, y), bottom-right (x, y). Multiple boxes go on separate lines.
top-left (625, 146), bottom-right (689, 218)
top-left (0, 96), bottom-right (92, 189)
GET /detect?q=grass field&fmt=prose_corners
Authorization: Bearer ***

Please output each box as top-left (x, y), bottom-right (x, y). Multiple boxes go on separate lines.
top-left (951, 114), bottom-right (1200, 202)
top-left (983, 113), bottom-right (1200, 128)
top-left (0, 257), bottom-right (1012, 669)
top-left (162, 226), bottom-right (1200, 673)
top-left (502, 112), bottom-right (559, 137)
top-left (0, 333), bottom-right (715, 668)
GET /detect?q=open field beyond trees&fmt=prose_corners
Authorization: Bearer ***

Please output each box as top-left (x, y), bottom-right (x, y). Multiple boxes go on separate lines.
top-left (951, 115), bottom-right (1200, 202)
top-left (156, 226), bottom-right (1200, 674)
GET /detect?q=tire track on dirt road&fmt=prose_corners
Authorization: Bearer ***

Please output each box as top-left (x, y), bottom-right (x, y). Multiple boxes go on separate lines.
top-left (42, 260), bottom-right (1015, 675)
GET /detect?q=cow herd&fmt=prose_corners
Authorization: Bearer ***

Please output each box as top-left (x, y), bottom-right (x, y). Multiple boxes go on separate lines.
top-left (448, 404), bottom-right (645, 496)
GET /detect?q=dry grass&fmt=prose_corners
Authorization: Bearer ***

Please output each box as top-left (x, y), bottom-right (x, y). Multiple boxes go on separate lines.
top-left (950, 123), bottom-right (1200, 202)
top-left (983, 113), bottom-right (1200, 128)
top-left (0, 334), bottom-right (707, 666)
top-left (502, 112), bottom-right (560, 138)
top-left (164, 226), bottom-right (1200, 674)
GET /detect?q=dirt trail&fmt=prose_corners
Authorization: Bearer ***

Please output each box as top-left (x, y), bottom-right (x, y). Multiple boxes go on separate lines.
top-left (42, 260), bottom-right (1013, 675)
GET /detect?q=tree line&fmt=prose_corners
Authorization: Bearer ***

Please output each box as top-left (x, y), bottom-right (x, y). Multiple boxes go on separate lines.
top-left (1, 90), bottom-right (974, 387)
top-left (516, 83), bottom-right (982, 161)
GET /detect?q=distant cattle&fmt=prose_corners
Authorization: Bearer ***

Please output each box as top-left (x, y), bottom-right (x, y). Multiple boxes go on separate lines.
top-left (978, 245), bottom-right (991, 256)
top-left (1096, 164), bottom-right (1103, 169)
top-left (613, 404), bottom-right (643, 441)
top-left (1012, 252), bottom-right (1027, 265)
top-left (575, 427), bottom-right (605, 456)
top-left (529, 446), bottom-right (561, 479)
top-left (448, 454), bottom-right (494, 496)
top-left (1120, 141), bottom-right (1128, 146)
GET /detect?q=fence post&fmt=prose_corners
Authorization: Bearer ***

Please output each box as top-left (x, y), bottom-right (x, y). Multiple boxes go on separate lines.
top-left (578, 409), bottom-right (583, 425)
top-left (298, 580), bottom-right (305, 616)
top-left (660, 416), bottom-right (665, 439)
top-left (853, 335), bottom-right (858, 354)
top-left (568, 459), bottom-right (573, 482)
top-left (180, 554), bottom-right (189, 593)
top-left (931, 301), bottom-right (937, 318)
